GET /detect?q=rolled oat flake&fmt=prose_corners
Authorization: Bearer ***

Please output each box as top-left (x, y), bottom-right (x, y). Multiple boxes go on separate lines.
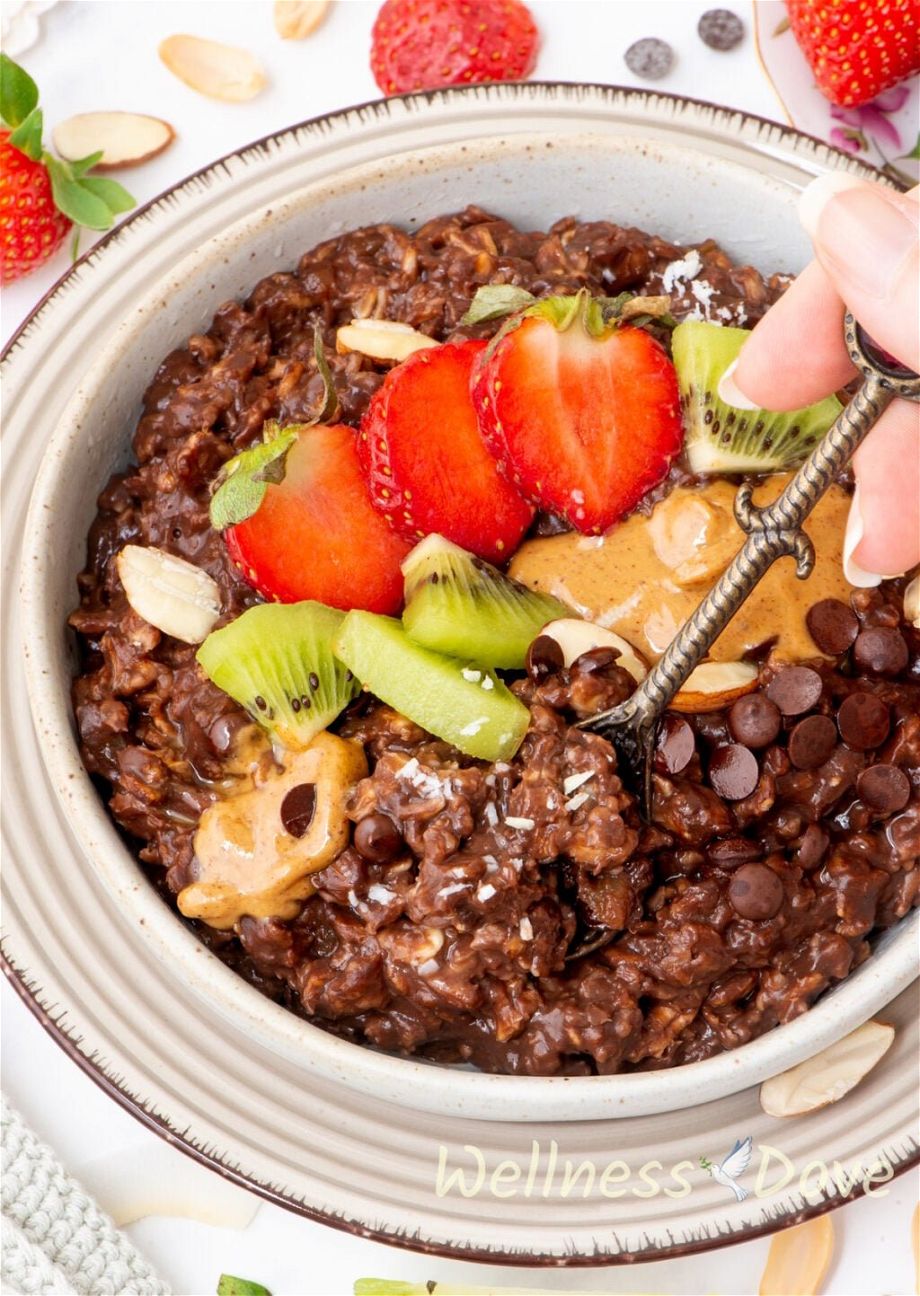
top-left (698, 8), bottom-right (745, 51)
top-left (624, 37), bottom-right (674, 80)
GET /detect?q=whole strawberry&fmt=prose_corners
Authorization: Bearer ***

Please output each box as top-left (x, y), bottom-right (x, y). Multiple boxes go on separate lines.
top-left (785, 0), bottom-right (920, 108)
top-left (0, 54), bottom-right (134, 283)
top-left (371, 0), bottom-right (539, 96)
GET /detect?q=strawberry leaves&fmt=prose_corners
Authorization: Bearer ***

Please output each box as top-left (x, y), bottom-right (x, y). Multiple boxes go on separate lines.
top-left (209, 425), bottom-right (299, 530)
top-left (1, 53), bottom-right (134, 234)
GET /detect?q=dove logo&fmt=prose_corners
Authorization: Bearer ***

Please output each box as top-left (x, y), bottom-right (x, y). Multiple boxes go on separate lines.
top-left (700, 1136), bottom-right (753, 1202)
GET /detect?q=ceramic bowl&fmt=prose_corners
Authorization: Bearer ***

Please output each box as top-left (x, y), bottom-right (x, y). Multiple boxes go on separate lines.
top-left (9, 85), bottom-right (918, 1144)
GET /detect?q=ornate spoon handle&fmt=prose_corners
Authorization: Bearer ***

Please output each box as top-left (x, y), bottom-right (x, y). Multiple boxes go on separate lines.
top-left (587, 314), bottom-right (920, 800)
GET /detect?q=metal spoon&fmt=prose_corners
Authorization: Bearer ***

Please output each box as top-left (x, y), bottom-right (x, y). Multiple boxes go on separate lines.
top-left (565, 315), bottom-right (920, 959)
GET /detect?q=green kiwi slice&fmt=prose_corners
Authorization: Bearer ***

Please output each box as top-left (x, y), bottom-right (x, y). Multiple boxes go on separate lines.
top-left (333, 611), bottom-right (530, 761)
top-left (672, 320), bottom-right (842, 473)
top-left (401, 534), bottom-right (570, 670)
top-left (196, 601), bottom-right (360, 750)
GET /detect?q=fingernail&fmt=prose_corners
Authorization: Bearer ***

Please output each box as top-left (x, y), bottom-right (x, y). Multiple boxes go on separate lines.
top-left (843, 482), bottom-right (901, 587)
top-left (717, 358), bottom-right (760, 411)
top-left (799, 174), bottom-right (919, 298)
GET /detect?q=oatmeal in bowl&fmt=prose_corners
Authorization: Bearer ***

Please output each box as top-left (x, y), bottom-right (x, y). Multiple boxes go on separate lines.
top-left (68, 205), bottom-right (919, 1079)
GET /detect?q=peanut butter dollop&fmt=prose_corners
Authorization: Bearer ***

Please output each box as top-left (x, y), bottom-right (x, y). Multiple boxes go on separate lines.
top-left (179, 730), bottom-right (367, 930)
top-left (509, 476), bottom-right (855, 664)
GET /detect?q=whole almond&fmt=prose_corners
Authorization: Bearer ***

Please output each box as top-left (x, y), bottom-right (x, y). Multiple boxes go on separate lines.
top-left (274, 0), bottom-right (331, 39)
top-left (159, 35), bottom-right (266, 103)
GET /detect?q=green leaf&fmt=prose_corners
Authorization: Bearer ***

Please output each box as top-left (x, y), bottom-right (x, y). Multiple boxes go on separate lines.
top-left (77, 174), bottom-right (136, 215)
top-left (209, 429), bottom-right (299, 530)
top-left (216, 1276), bottom-right (272, 1296)
top-left (8, 105), bottom-right (43, 161)
top-left (900, 133), bottom-right (920, 161)
top-left (70, 225), bottom-right (82, 262)
top-left (312, 325), bottom-right (339, 423)
top-left (0, 53), bottom-right (38, 129)
top-left (45, 156), bottom-right (114, 229)
top-left (460, 284), bottom-right (536, 326)
top-left (69, 150), bottom-right (105, 178)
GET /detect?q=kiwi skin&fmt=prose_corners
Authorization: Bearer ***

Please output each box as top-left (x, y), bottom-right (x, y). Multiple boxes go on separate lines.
top-left (402, 534), bottom-right (571, 670)
top-left (196, 601), bottom-right (360, 750)
top-left (672, 321), bottom-right (842, 474)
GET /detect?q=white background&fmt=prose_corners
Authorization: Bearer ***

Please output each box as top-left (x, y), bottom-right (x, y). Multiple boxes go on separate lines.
top-left (2, 3), bottom-right (917, 1294)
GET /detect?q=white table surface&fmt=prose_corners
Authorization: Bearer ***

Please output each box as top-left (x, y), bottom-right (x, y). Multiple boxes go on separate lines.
top-left (2, 3), bottom-right (917, 1294)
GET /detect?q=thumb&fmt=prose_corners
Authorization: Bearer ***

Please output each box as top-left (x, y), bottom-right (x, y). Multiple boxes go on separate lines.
top-left (799, 175), bottom-right (919, 371)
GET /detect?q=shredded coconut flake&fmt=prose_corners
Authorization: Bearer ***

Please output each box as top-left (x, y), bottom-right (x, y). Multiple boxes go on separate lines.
top-left (563, 770), bottom-right (595, 795)
top-left (438, 882), bottom-right (469, 899)
top-left (481, 676), bottom-right (494, 690)
top-left (461, 667), bottom-right (482, 682)
top-left (417, 958), bottom-right (440, 976)
top-left (476, 883), bottom-right (497, 902)
top-left (483, 802), bottom-right (499, 826)
top-left (458, 716), bottom-right (488, 736)
top-left (347, 888), bottom-right (360, 908)
top-left (505, 816), bottom-right (535, 830)
top-left (660, 249), bottom-right (703, 294)
top-left (367, 884), bottom-right (395, 905)
top-left (398, 757), bottom-right (419, 781)
top-left (519, 916), bottom-right (534, 941)
top-left (565, 791), bottom-right (591, 813)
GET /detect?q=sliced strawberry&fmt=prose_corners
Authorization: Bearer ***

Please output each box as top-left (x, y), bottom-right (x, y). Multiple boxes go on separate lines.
top-left (358, 340), bottom-right (534, 563)
top-left (220, 423), bottom-right (411, 613)
top-left (471, 293), bottom-right (683, 534)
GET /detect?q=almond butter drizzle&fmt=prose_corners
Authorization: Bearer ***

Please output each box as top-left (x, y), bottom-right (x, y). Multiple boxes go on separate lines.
top-left (509, 476), bottom-right (855, 664)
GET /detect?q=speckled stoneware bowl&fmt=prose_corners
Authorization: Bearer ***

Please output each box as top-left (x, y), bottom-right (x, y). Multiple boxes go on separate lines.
top-left (4, 84), bottom-right (918, 1263)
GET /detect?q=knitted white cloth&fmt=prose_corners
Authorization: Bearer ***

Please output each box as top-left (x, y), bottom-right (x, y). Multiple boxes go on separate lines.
top-left (1, 1096), bottom-right (170, 1296)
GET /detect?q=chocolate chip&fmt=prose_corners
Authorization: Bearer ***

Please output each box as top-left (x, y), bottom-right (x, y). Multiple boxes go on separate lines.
top-left (708, 837), bottom-right (763, 865)
top-left (837, 691), bottom-right (891, 750)
top-left (573, 646), bottom-right (618, 674)
top-left (766, 665), bottom-right (823, 716)
top-left (857, 764), bottom-right (911, 814)
top-left (852, 626), bottom-right (909, 677)
top-left (655, 714), bottom-right (696, 775)
top-left (795, 823), bottom-right (829, 868)
top-left (729, 862), bottom-right (784, 920)
top-left (354, 812), bottom-right (403, 863)
top-left (280, 782), bottom-right (316, 838)
top-left (526, 634), bottom-right (564, 681)
top-left (698, 8), bottom-right (745, 49)
top-left (728, 692), bottom-right (781, 748)
top-left (624, 36), bottom-right (674, 80)
top-left (806, 598), bottom-right (859, 655)
top-left (787, 714), bottom-right (838, 770)
top-left (708, 743), bottom-right (759, 800)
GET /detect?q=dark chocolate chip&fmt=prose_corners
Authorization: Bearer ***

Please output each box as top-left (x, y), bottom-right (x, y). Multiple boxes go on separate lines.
top-left (728, 692), bottom-right (781, 748)
top-left (837, 691), bottom-right (891, 750)
top-left (708, 837), bottom-right (763, 865)
top-left (766, 665), bottom-right (823, 716)
top-left (708, 743), bottom-right (759, 800)
top-left (655, 714), bottom-right (696, 775)
top-left (354, 812), bottom-right (403, 863)
top-left (572, 646), bottom-right (618, 674)
top-left (857, 764), bottom-right (911, 814)
top-left (280, 782), bottom-right (316, 838)
top-left (806, 598), bottom-right (859, 655)
top-left (852, 626), bottom-right (909, 677)
top-left (795, 823), bottom-right (829, 868)
top-left (698, 8), bottom-right (745, 49)
top-left (624, 36), bottom-right (674, 80)
top-left (788, 714), bottom-right (838, 770)
top-left (728, 862), bottom-right (784, 920)
top-left (526, 634), bottom-right (564, 681)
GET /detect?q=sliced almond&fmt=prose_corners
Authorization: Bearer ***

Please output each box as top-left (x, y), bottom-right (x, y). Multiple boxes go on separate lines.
top-left (336, 318), bottom-right (439, 363)
top-left (274, 0), bottom-right (330, 38)
top-left (52, 112), bottom-right (175, 171)
top-left (760, 1019), bottom-right (895, 1118)
top-left (116, 545), bottom-right (221, 644)
top-left (159, 35), bottom-right (266, 103)
top-left (905, 574), bottom-right (920, 630)
top-left (539, 618), bottom-right (648, 683)
top-left (670, 660), bottom-right (759, 713)
top-left (759, 1215), bottom-right (834, 1296)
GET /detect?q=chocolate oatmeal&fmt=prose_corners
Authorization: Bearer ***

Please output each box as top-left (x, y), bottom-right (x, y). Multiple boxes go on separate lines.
top-left (69, 207), bottom-right (919, 1076)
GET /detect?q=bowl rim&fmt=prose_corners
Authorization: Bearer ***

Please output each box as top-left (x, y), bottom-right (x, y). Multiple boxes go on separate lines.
top-left (5, 80), bottom-right (918, 1261)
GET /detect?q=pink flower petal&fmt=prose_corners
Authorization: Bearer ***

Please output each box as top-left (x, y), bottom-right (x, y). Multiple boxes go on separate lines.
top-left (860, 106), bottom-right (902, 151)
top-left (871, 84), bottom-right (911, 113)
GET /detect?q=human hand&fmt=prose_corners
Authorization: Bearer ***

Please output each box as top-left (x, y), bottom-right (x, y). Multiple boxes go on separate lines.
top-left (718, 174), bottom-right (919, 586)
